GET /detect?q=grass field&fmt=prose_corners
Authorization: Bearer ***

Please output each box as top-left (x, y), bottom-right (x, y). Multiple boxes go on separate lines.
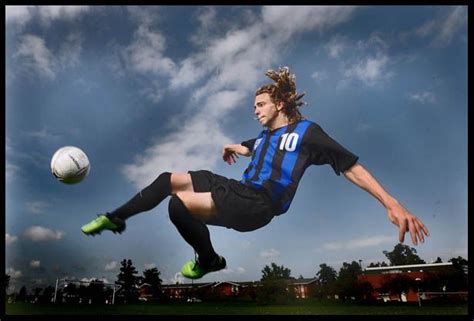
top-left (5, 299), bottom-right (468, 315)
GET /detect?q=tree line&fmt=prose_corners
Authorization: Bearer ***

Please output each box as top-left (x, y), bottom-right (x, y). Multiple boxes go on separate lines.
top-left (4, 244), bottom-right (468, 305)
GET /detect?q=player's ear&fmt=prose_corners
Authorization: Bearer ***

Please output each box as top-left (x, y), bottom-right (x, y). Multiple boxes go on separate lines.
top-left (276, 101), bottom-right (284, 111)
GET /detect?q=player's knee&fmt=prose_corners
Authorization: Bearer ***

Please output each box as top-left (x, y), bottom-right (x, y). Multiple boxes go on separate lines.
top-left (168, 195), bottom-right (190, 223)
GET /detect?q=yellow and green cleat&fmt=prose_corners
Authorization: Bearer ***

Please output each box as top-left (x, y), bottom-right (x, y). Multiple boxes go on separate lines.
top-left (81, 214), bottom-right (126, 236)
top-left (181, 255), bottom-right (226, 279)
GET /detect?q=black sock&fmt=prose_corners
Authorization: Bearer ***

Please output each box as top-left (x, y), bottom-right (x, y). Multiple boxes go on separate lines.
top-left (109, 172), bottom-right (171, 220)
top-left (168, 195), bottom-right (218, 266)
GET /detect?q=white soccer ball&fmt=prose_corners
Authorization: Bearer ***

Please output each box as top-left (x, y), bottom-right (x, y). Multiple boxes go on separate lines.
top-left (51, 146), bottom-right (90, 184)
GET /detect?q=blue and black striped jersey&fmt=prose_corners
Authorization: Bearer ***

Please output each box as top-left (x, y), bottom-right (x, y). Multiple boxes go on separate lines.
top-left (241, 120), bottom-right (358, 215)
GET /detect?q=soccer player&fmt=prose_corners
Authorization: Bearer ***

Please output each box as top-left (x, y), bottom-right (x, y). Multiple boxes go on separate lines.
top-left (81, 67), bottom-right (430, 279)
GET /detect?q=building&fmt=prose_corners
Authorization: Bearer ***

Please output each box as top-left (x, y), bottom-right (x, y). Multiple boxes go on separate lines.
top-left (358, 262), bottom-right (462, 302)
top-left (159, 278), bottom-right (318, 301)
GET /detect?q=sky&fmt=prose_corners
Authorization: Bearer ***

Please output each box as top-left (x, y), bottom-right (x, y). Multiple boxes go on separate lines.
top-left (5, 6), bottom-right (468, 291)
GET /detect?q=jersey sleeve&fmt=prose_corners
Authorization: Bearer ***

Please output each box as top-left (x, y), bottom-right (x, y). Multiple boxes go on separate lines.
top-left (241, 138), bottom-right (256, 151)
top-left (307, 124), bottom-right (359, 175)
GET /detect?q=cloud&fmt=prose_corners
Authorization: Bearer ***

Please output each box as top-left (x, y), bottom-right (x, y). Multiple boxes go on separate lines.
top-left (408, 91), bottom-right (436, 104)
top-left (6, 233), bottom-right (18, 245)
top-left (26, 128), bottom-right (61, 141)
top-left (416, 6), bottom-right (467, 47)
top-left (311, 70), bottom-right (328, 82)
top-left (342, 54), bottom-right (391, 87)
top-left (322, 235), bottom-right (393, 251)
top-left (6, 6), bottom-right (91, 32)
top-left (221, 266), bottom-right (246, 275)
top-left (6, 267), bottom-right (23, 279)
top-left (6, 6), bottom-right (35, 26)
top-left (25, 201), bottom-right (50, 214)
top-left (325, 35), bottom-right (348, 58)
top-left (23, 226), bottom-right (65, 241)
top-left (14, 34), bottom-right (56, 79)
top-left (30, 260), bottom-right (41, 269)
top-left (122, 6), bottom-right (357, 188)
top-left (13, 32), bottom-right (83, 80)
top-left (6, 160), bottom-right (21, 182)
top-left (104, 261), bottom-right (118, 272)
top-left (124, 25), bottom-right (176, 76)
top-left (260, 248), bottom-right (280, 259)
top-left (170, 272), bottom-right (184, 284)
top-left (144, 263), bottom-right (157, 270)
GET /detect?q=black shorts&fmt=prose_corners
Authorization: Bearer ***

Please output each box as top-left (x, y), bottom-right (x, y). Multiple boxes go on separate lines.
top-left (188, 170), bottom-right (275, 232)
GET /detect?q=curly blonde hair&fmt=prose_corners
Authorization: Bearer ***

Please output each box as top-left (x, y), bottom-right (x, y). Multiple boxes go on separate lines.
top-left (255, 66), bottom-right (306, 122)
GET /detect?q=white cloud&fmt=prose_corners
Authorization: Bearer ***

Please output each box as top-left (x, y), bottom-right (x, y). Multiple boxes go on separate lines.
top-left (13, 32), bottom-right (83, 80)
top-left (124, 24), bottom-right (176, 77)
top-left (342, 54), bottom-right (391, 87)
top-left (6, 6), bottom-right (91, 29)
top-left (6, 6), bottom-right (34, 26)
top-left (23, 226), bottom-right (65, 242)
top-left (37, 6), bottom-right (91, 26)
top-left (6, 160), bottom-right (21, 182)
top-left (311, 70), bottom-right (328, 82)
top-left (26, 128), bottom-right (60, 141)
top-left (122, 6), bottom-right (357, 188)
top-left (6, 233), bottom-right (18, 245)
top-left (416, 6), bottom-right (467, 47)
top-left (322, 235), bottom-right (393, 251)
top-left (6, 267), bottom-right (23, 279)
top-left (262, 6), bottom-right (356, 40)
top-left (30, 260), bottom-right (41, 269)
top-left (260, 248), bottom-right (280, 259)
top-left (325, 35), bottom-right (347, 58)
top-left (25, 201), bottom-right (50, 214)
top-left (105, 261), bottom-right (118, 272)
top-left (122, 115), bottom-right (232, 188)
top-left (170, 272), bottom-right (184, 284)
top-left (144, 263), bottom-right (157, 270)
top-left (408, 91), bottom-right (436, 104)
top-left (14, 34), bottom-right (56, 79)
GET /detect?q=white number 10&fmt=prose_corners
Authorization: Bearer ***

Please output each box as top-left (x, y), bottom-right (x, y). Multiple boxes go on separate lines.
top-left (279, 133), bottom-right (299, 152)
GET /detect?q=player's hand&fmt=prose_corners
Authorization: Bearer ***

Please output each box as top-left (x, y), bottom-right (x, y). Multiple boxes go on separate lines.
top-left (222, 145), bottom-right (240, 165)
top-left (386, 202), bottom-right (429, 246)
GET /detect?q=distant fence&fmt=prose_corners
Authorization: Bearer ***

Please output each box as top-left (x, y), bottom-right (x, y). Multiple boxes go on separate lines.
top-left (417, 291), bottom-right (468, 307)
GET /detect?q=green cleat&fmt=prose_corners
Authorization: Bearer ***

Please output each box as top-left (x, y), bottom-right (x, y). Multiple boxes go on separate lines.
top-left (81, 214), bottom-right (126, 236)
top-left (181, 255), bottom-right (226, 279)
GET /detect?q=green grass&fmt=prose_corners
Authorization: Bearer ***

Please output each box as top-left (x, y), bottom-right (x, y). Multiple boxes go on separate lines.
top-left (5, 299), bottom-right (468, 315)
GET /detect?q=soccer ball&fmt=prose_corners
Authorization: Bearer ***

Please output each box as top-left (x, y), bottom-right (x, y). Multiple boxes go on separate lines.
top-left (51, 146), bottom-right (90, 184)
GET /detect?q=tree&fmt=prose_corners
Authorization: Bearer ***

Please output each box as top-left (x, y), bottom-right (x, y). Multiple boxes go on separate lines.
top-left (116, 259), bottom-right (140, 303)
top-left (42, 286), bottom-right (55, 303)
top-left (367, 261), bottom-right (388, 267)
top-left (382, 275), bottom-right (415, 301)
top-left (315, 263), bottom-right (337, 299)
top-left (261, 263), bottom-right (292, 281)
top-left (257, 263), bottom-right (293, 305)
top-left (17, 286), bottom-right (28, 302)
top-left (4, 274), bottom-right (10, 292)
top-left (334, 261), bottom-right (362, 301)
top-left (87, 279), bottom-right (107, 304)
top-left (141, 268), bottom-right (163, 300)
top-left (434, 257), bottom-right (443, 263)
top-left (383, 243), bottom-right (425, 266)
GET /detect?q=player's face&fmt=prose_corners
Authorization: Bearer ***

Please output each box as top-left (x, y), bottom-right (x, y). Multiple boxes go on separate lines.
top-left (254, 93), bottom-right (281, 128)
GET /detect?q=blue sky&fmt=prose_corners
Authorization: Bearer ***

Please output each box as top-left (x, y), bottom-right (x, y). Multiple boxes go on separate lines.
top-left (5, 6), bottom-right (468, 290)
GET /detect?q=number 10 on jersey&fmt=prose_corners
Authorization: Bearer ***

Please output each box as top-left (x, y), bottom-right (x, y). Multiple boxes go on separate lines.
top-left (279, 133), bottom-right (299, 152)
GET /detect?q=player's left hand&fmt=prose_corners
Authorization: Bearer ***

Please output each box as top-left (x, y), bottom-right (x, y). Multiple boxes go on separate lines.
top-left (386, 202), bottom-right (429, 246)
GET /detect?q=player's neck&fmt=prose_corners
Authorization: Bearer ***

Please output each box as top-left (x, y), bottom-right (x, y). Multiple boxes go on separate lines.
top-left (267, 114), bottom-right (291, 131)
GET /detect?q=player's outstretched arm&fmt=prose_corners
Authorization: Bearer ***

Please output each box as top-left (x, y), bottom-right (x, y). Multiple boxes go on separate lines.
top-left (343, 163), bottom-right (430, 246)
top-left (222, 144), bottom-right (251, 165)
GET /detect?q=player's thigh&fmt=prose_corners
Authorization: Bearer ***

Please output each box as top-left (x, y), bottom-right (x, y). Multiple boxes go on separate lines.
top-left (171, 173), bottom-right (193, 194)
top-left (175, 191), bottom-right (218, 221)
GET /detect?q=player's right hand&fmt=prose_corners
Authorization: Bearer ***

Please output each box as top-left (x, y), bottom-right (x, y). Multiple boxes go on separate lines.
top-left (222, 145), bottom-right (240, 165)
